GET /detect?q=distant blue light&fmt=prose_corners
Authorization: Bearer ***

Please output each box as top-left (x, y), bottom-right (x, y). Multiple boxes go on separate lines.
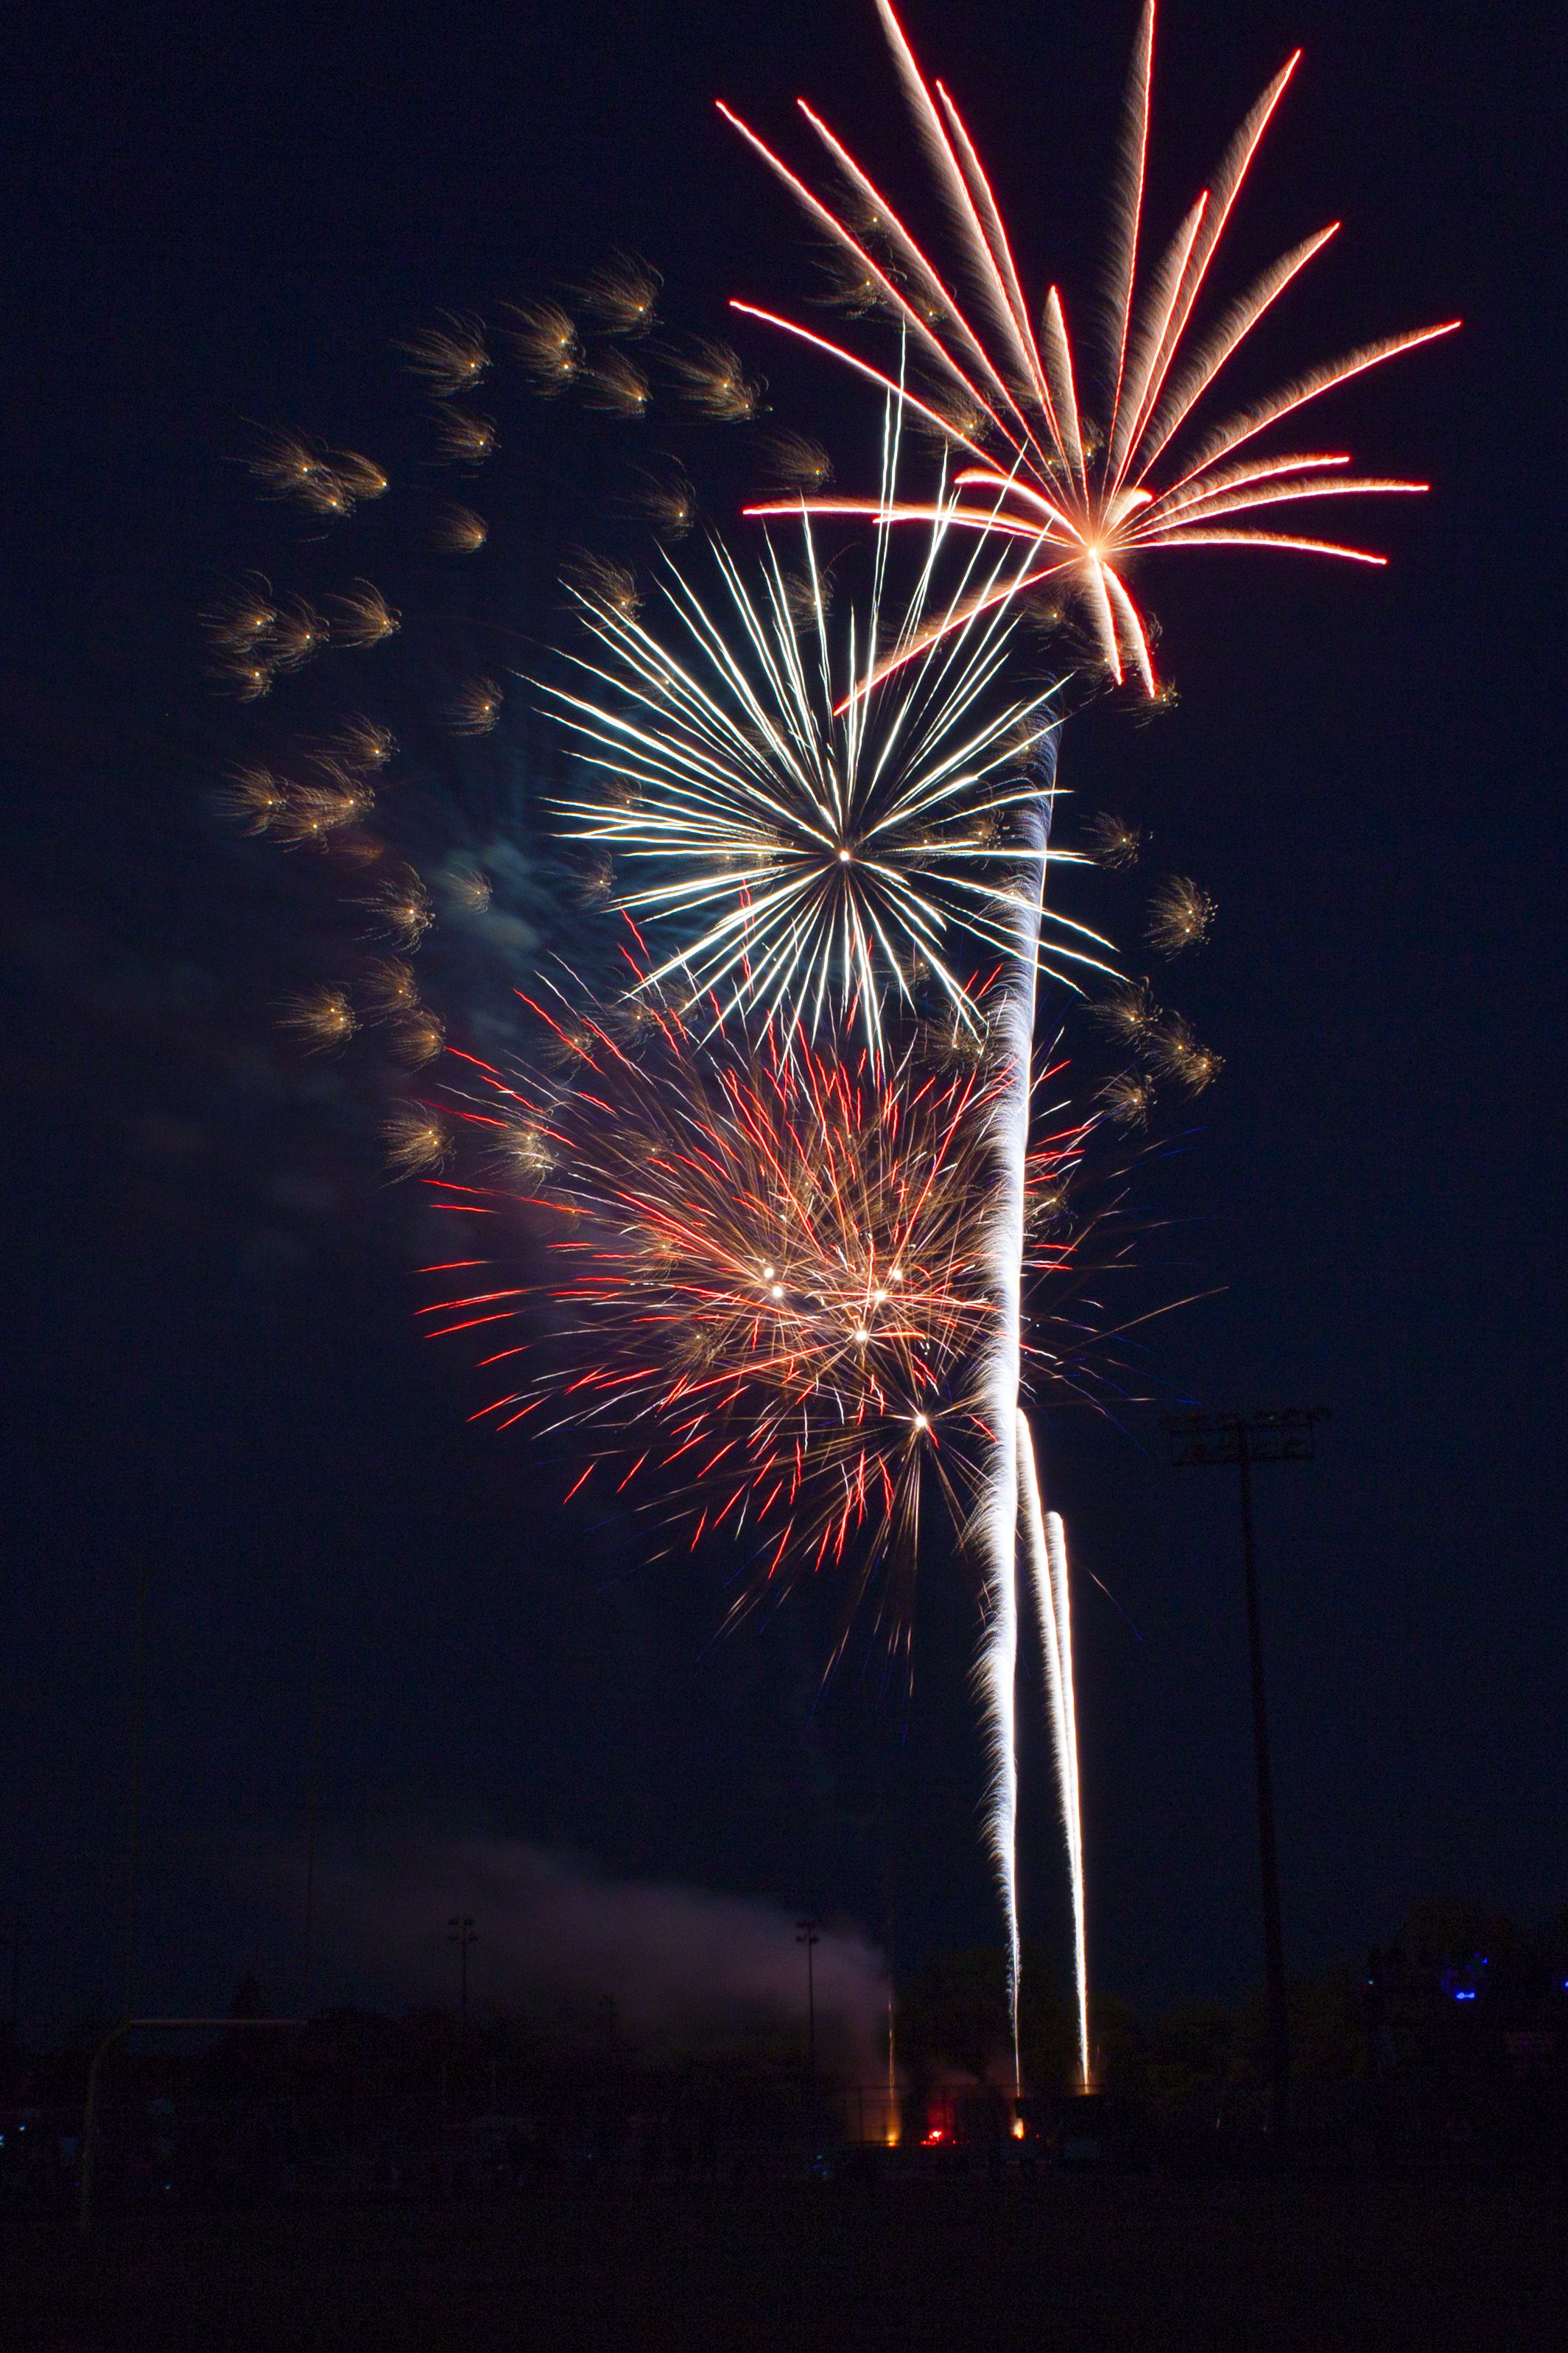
top-left (1454, 1989), bottom-right (1477, 2002)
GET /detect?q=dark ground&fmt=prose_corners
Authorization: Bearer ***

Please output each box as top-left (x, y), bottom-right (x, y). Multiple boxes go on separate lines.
top-left (8, 2180), bottom-right (1567, 2352)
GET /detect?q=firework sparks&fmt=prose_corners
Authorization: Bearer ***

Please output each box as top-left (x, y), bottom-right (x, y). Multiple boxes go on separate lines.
top-left (245, 429), bottom-right (384, 519)
top-left (1146, 872), bottom-right (1214, 955)
top-left (217, 764), bottom-right (290, 834)
top-left (323, 718), bottom-right (398, 771)
top-left (423, 980), bottom-right (1096, 1671)
top-left (267, 597), bottom-right (331, 670)
top-left (392, 1007), bottom-right (447, 1067)
top-left (443, 858), bottom-right (494, 916)
top-left (359, 956), bottom-right (421, 1019)
top-left (432, 410), bottom-right (499, 467)
top-left (1097, 1069), bottom-right (1156, 1128)
top-left (561, 551), bottom-right (643, 623)
top-left (1147, 1011), bottom-right (1221, 1091)
top-left (383, 1104), bottom-right (452, 1176)
top-left (663, 334), bottom-right (765, 421)
top-left (582, 351), bottom-right (652, 418)
top-left (202, 576), bottom-right (279, 681)
top-left (972, 754), bottom-right (1057, 2089)
top-left (359, 869), bottom-right (434, 947)
top-left (462, 1011), bottom-right (1003, 1649)
top-left (270, 777), bottom-right (374, 847)
top-left (619, 464), bottom-right (697, 540)
top-left (444, 678), bottom-right (504, 736)
top-left (1089, 978), bottom-right (1163, 1051)
top-left (327, 583), bottom-right (401, 648)
top-left (754, 429), bottom-right (834, 494)
top-left (722, 0), bottom-right (1457, 692)
top-left (399, 312), bottom-right (491, 399)
top-left (543, 472), bottom-right (1107, 1053)
top-left (1019, 1426), bottom-right (1089, 2092)
top-left (432, 504), bottom-right (490, 556)
top-left (332, 450), bottom-right (391, 504)
top-left (278, 984), bottom-right (357, 1053)
top-left (1085, 810), bottom-right (1143, 869)
top-left (504, 300), bottom-right (583, 392)
top-left (574, 251), bottom-right (663, 337)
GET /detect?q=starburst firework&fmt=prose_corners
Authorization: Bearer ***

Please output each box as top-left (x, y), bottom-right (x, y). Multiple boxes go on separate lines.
top-left (722, 0), bottom-right (1458, 692)
top-left (544, 485), bottom-right (1110, 1052)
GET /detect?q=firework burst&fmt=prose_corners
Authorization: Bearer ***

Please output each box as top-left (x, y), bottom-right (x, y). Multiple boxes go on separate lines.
top-left (421, 976), bottom-right (1105, 1670)
top-left (710, 0), bottom-right (1455, 2077)
top-left (543, 461), bottom-right (1111, 1053)
top-left (722, 0), bottom-right (1458, 692)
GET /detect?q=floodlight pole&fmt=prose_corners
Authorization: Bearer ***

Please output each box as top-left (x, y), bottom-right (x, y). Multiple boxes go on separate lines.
top-left (448, 1915), bottom-right (477, 2027)
top-left (1164, 1408), bottom-right (1329, 2147)
top-left (1233, 1425), bottom-right (1287, 2135)
top-left (796, 1918), bottom-right (820, 2097)
top-left (122, 1551), bottom-right (151, 2022)
top-left (298, 1620), bottom-right (326, 2017)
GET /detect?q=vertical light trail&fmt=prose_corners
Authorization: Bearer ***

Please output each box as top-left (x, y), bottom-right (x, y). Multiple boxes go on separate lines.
top-left (1045, 1504), bottom-right (1089, 2092)
top-left (976, 729), bottom-right (1057, 2089)
top-left (1020, 1417), bottom-right (1089, 2089)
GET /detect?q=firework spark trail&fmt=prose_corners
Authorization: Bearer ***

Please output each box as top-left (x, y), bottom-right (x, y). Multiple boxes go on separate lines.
top-left (975, 736), bottom-right (1054, 2090)
top-left (1044, 1506), bottom-right (1089, 2093)
top-left (1019, 1417), bottom-right (1089, 2092)
top-left (976, 1440), bottom-right (1022, 2094)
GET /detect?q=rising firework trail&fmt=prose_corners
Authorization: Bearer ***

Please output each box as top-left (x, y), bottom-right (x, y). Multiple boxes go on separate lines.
top-left (720, 0), bottom-right (1455, 2068)
top-left (974, 740), bottom-right (1052, 2083)
top-left (1019, 1421), bottom-right (1089, 2090)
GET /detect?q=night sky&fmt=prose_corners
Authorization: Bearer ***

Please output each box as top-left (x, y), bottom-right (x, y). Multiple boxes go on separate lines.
top-left (2, 0), bottom-right (1561, 2041)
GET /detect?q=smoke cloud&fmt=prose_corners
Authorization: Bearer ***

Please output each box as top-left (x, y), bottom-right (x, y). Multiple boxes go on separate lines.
top-left (306, 1833), bottom-right (887, 2065)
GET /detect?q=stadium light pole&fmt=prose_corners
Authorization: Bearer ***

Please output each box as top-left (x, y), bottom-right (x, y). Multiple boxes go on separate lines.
top-left (448, 1915), bottom-right (477, 2028)
top-left (1164, 1407), bottom-right (1329, 2146)
top-left (796, 1918), bottom-right (820, 2097)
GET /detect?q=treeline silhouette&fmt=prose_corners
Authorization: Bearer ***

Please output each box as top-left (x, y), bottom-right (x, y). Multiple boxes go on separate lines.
top-left (3, 1897), bottom-right (1565, 2209)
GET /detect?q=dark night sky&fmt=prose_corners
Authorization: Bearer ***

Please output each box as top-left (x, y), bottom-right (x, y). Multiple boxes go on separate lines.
top-left (1, 0), bottom-right (1562, 2039)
